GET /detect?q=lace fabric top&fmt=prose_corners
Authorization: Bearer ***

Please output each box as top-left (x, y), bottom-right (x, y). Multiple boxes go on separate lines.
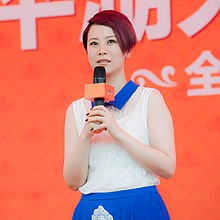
top-left (72, 86), bottom-right (160, 194)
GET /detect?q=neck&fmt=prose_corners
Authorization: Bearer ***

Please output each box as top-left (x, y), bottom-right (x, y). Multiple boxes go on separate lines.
top-left (107, 73), bottom-right (127, 94)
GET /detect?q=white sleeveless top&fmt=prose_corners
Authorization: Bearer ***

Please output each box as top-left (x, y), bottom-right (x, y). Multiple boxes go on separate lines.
top-left (72, 86), bottom-right (160, 194)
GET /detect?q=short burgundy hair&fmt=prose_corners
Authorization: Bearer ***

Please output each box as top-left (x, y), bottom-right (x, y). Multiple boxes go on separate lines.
top-left (82, 10), bottom-right (137, 53)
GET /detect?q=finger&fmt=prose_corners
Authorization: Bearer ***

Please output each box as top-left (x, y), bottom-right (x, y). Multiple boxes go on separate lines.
top-left (93, 123), bottom-right (108, 132)
top-left (86, 112), bottom-right (90, 116)
top-left (88, 109), bottom-right (109, 117)
top-left (87, 116), bottom-right (104, 124)
top-left (87, 106), bottom-right (109, 117)
top-left (89, 122), bottom-right (102, 131)
top-left (91, 105), bottom-right (109, 112)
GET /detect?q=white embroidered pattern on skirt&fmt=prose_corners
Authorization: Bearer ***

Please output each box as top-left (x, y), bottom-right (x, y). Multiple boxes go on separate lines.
top-left (91, 205), bottom-right (113, 220)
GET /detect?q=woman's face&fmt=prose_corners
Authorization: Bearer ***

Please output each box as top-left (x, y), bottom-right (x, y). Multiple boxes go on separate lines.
top-left (87, 24), bottom-right (130, 76)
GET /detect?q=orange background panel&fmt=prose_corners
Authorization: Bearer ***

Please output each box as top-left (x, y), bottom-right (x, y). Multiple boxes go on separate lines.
top-left (0, 0), bottom-right (220, 219)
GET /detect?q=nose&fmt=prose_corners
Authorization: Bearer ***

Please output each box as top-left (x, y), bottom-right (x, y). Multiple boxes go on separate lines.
top-left (98, 43), bottom-right (108, 55)
top-left (98, 49), bottom-right (108, 56)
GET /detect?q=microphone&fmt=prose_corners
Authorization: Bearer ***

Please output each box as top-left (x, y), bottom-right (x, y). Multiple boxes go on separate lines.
top-left (84, 66), bottom-right (114, 104)
top-left (93, 66), bottom-right (106, 106)
top-left (84, 66), bottom-right (114, 134)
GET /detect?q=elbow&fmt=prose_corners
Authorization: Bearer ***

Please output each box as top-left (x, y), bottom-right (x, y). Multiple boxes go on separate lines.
top-left (163, 169), bottom-right (175, 179)
top-left (63, 173), bottom-right (81, 191)
top-left (63, 172), bottom-right (85, 191)
top-left (63, 164), bottom-right (83, 191)
top-left (66, 182), bottom-right (80, 191)
top-left (63, 176), bottom-right (81, 191)
top-left (163, 161), bottom-right (176, 179)
top-left (159, 157), bottom-right (176, 179)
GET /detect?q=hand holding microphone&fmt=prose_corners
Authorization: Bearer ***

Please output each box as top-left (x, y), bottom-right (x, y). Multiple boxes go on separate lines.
top-left (84, 66), bottom-right (114, 134)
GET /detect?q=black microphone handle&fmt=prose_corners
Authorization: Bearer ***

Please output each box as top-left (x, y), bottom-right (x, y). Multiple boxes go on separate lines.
top-left (94, 98), bottom-right (105, 106)
top-left (93, 66), bottom-right (106, 107)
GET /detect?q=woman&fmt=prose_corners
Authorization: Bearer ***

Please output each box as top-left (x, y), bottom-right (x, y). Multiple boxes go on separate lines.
top-left (64, 10), bottom-right (176, 220)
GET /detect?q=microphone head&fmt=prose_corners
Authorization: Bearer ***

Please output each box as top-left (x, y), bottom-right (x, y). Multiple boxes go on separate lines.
top-left (94, 66), bottom-right (106, 84)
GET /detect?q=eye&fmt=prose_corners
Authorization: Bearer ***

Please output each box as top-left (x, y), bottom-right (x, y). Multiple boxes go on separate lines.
top-left (107, 39), bottom-right (117, 44)
top-left (89, 41), bottom-right (98, 46)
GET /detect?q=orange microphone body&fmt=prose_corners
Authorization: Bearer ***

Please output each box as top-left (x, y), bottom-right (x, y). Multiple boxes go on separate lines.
top-left (84, 83), bottom-right (114, 104)
top-left (84, 66), bottom-right (114, 133)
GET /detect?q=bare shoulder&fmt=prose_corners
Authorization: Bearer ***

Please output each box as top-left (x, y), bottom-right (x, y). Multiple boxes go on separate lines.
top-left (65, 97), bottom-right (83, 120)
top-left (147, 88), bottom-right (172, 120)
top-left (148, 89), bottom-right (166, 106)
top-left (149, 88), bottom-right (164, 102)
top-left (66, 101), bottom-right (74, 117)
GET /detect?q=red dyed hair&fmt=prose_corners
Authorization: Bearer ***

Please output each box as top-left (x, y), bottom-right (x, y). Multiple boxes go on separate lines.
top-left (82, 10), bottom-right (137, 53)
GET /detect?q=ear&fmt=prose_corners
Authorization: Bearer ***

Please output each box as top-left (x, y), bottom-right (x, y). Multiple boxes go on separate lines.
top-left (125, 50), bottom-right (132, 58)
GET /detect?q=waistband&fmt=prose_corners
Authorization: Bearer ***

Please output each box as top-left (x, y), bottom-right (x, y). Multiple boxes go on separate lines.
top-left (81, 185), bottom-right (158, 201)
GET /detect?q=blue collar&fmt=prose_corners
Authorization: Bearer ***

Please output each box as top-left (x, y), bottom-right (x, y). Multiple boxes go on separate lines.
top-left (92, 80), bottom-right (139, 110)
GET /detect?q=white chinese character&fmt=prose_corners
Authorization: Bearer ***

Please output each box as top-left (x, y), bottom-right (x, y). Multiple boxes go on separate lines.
top-left (121, 0), bottom-right (171, 41)
top-left (185, 50), bottom-right (220, 96)
top-left (1, 0), bottom-right (12, 5)
top-left (0, 0), bottom-right (75, 50)
top-left (178, 0), bottom-right (220, 37)
top-left (81, 0), bottom-right (171, 41)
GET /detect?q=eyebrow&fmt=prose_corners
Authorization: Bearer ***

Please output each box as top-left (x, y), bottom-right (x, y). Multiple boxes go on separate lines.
top-left (88, 35), bottom-right (116, 41)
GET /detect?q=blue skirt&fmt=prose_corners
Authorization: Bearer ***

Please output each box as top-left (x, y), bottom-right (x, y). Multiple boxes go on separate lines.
top-left (72, 186), bottom-right (170, 220)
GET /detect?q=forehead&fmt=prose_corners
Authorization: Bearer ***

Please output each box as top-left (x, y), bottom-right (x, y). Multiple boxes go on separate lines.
top-left (88, 24), bottom-right (116, 40)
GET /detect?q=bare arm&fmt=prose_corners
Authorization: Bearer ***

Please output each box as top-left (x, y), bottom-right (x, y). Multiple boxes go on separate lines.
top-left (63, 104), bottom-right (93, 190)
top-left (87, 90), bottom-right (176, 179)
top-left (115, 90), bottom-right (176, 178)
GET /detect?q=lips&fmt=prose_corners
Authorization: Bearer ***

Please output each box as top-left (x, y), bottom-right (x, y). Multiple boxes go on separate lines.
top-left (97, 59), bottom-right (111, 64)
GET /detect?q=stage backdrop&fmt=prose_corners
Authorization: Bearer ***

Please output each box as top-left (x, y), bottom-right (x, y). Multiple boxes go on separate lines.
top-left (0, 0), bottom-right (220, 219)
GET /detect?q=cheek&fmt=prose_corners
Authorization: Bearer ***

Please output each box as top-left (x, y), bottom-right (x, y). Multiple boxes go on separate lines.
top-left (87, 53), bottom-right (96, 69)
top-left (87, 49), bottom-right (96, 58)
top-left (87, 52), bottom-right (94, 63)
top-left (112, 53), bottom-right (125, 64)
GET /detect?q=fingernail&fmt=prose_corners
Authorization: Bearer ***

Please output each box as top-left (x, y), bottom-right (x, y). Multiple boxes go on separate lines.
top-left (85, 119), bottom-right (88, 122)
top-left (104, 128), bottom-right (107, 131)
top-left (86, 113), bottom-right (89, 116)
top-left (90, 128), bottom-right (94, 131)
